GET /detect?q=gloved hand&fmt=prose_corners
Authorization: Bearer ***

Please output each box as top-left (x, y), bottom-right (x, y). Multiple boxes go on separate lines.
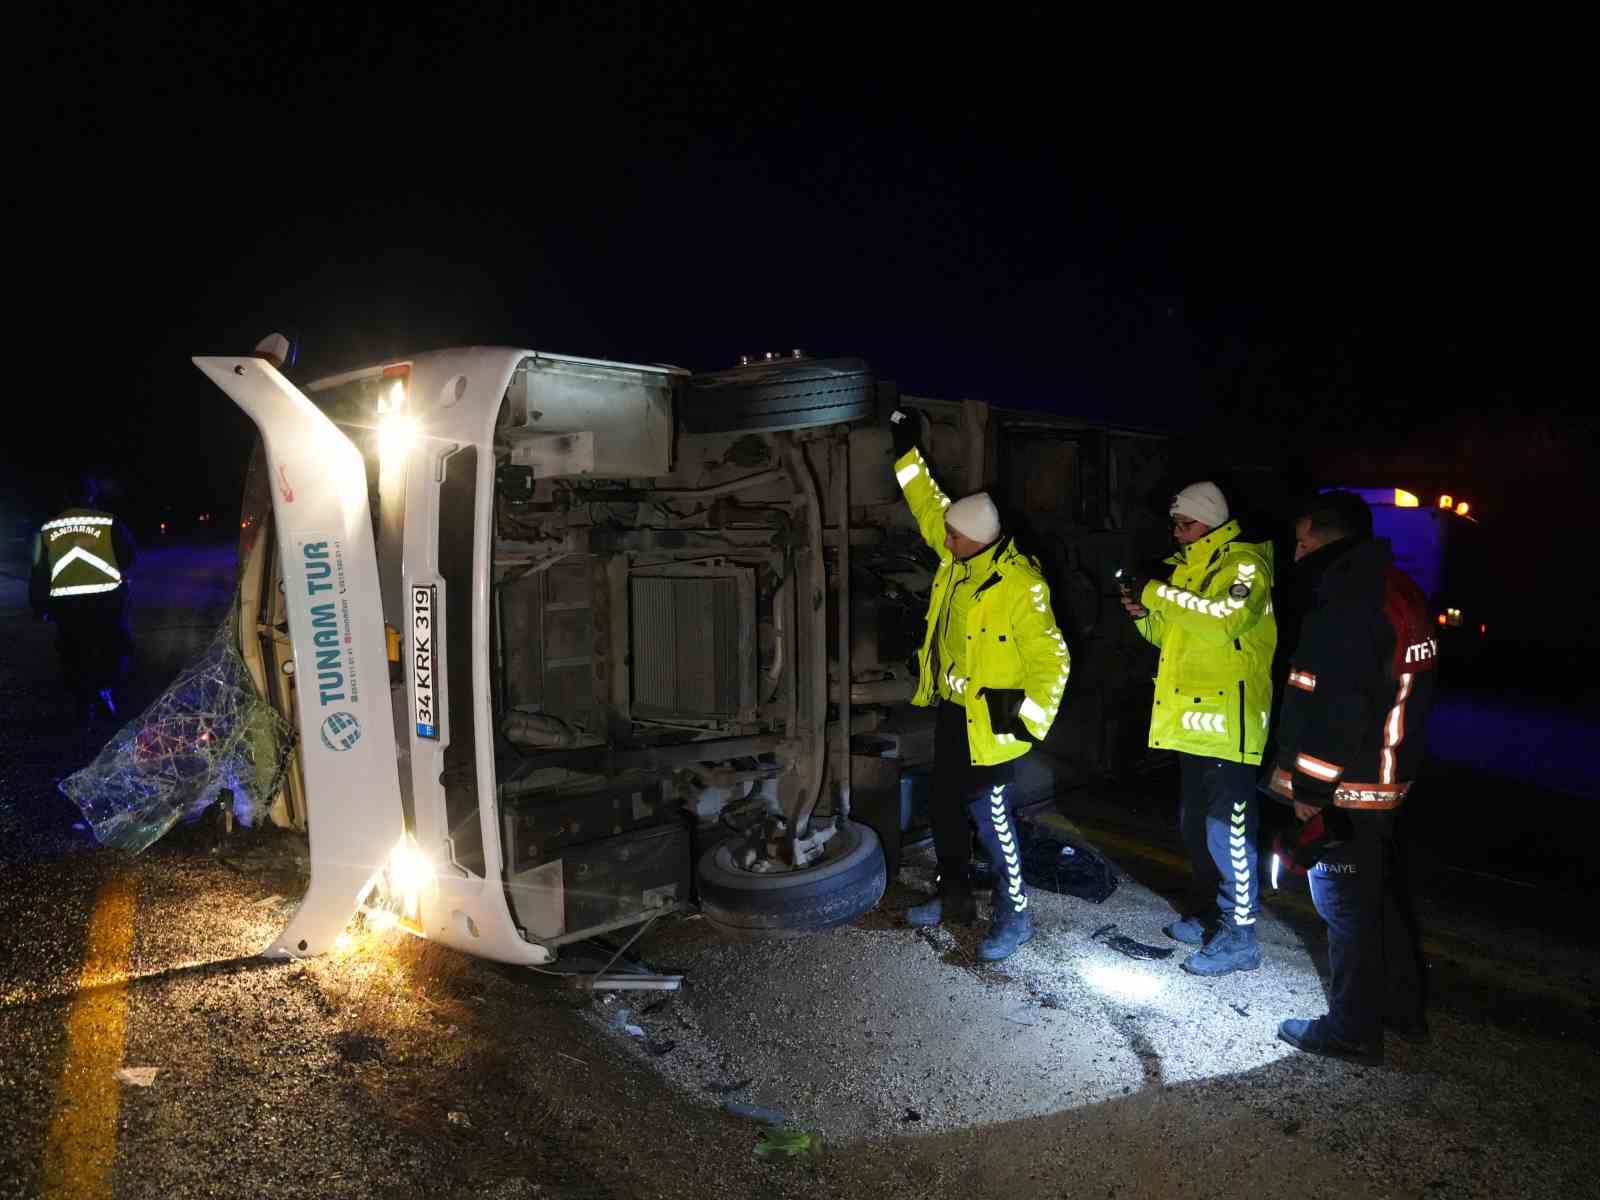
top-left (980, 687), bottom-right (1039, 743)
top-left (1272, 811), bottom-right (1328, 876)
top-left (1271, 801), bottom-right (1353, 878)
top-left (887, 406), bottom-right (920, 458)
top-left (1114, 569), bottom-right (1148, 618)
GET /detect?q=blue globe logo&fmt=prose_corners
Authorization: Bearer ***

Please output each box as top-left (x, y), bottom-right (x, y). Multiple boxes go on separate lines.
top-left (319, 711), bottom-right (362, 752)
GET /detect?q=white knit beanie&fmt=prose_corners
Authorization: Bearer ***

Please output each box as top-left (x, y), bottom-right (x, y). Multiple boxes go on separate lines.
top-left (1170, 481), bottom-right (1229, 529)
top-left (945, 492), bottom-right (1001, 544)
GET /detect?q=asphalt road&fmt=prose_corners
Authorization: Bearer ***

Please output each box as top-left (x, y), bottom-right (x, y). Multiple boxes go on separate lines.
top-left (1, 544), bottom-right (1596, 1199)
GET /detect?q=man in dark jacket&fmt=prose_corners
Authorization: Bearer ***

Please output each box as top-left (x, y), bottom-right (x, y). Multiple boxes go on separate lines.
top-left (31, 474), bottom-right (137, 723)
top-left (1268, 491), bottom-right (1434, 1062)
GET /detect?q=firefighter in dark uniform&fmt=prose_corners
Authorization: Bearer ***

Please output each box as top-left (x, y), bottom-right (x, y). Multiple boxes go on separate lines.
top-left (31, 475), bottom-right (137, 723)
top-left (1270, 490), bottom-right (1435, 1062)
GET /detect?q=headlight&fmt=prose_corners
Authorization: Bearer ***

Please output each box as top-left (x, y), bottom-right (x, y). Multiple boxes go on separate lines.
top-left (389, 839), bottom-right (434, 894)
top-left (387, 839), bottom-right (435, 927)
top-left (378, 413), bottom-right (418, 460)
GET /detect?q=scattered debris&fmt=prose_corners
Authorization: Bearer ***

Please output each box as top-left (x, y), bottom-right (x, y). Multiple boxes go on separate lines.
top-left (902, 1109), bottom-right (921, 1123)
top-left (556, 1052), bottom-right (587, 1066)
top-left (724, 1101), bottom-right (785, 1126)
top-left (251, 894), bottom-right (285, 908)
top-left (575, 974), bottom-right (684, 991)
top-left (332, 1032), bottom-right (386, 1063)
top-left (1230, 1002), bottom-right (1251, 1017)
top-left (116, 1067), bottom-right (160, 1087)
top-left (1090, 923), bottom-right (1174, 961)
top-left (754, 1128), bottom-right (822, 1159)
top-left (447, 1110), bottom-right (472, 1128)
top-left (704, 1078), bottom-right (754, 1095)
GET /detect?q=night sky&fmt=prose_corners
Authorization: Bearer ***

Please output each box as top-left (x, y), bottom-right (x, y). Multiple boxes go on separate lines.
top-left (11, 9), bottom-right (1583, 643)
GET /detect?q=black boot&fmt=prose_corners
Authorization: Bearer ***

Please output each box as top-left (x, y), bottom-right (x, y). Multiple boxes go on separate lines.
top-left (906, 877), bottom-right (978, 927)
top-left (1181, 921), bottom-right (1261, 975)
top-left (978, 902), bottom-right (1034, 961)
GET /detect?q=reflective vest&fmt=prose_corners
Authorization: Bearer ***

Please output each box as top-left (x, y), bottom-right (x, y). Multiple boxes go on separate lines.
top-left (896, 448), bottom-right (1071, 766)
top-left (41, 507), bottom-right (124, 597)
top-left (1134, 519), bottom-right (1277, 764)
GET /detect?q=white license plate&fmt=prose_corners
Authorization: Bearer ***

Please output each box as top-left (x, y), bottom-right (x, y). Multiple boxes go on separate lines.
top-left (411, 585), bottom-right (438, 739)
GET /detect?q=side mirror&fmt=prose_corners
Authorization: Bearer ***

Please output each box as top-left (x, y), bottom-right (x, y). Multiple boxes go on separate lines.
top-left (252, 332), bottom-right (297, 371)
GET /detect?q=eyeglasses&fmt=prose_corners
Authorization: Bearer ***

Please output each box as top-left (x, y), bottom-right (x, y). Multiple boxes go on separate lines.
top-left (1170, 517), bottom-right (1202, 531)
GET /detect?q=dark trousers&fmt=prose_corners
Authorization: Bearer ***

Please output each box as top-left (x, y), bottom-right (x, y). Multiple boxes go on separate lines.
top-left (929, 701), bottom-right (1026, 914)
top-left (1309, 810), bottom-right (1425, 1044)
top-left (52, 591), bottom-right (133, 705)
top-left (1177, 754), bottom-right (1259, 929)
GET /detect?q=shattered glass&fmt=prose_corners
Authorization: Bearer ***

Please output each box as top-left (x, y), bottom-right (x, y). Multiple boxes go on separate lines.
top-left (59, 607), bottom-right (295, 853)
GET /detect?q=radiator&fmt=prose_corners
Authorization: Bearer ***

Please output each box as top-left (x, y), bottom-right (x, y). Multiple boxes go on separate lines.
top-left (630, 570), bottom-right (754, 723)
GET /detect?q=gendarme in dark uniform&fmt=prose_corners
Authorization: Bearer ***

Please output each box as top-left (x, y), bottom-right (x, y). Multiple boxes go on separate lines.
top-left (31, 476), bottom-right (137, 722)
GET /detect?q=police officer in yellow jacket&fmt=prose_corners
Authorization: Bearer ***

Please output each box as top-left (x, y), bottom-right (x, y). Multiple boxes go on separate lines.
top-left (31, 475), bottom-right (137, 723)
top-left (1121, 481), bottom-right (1276, 975)
top-left (890, 407), bottom-right (1070, 960)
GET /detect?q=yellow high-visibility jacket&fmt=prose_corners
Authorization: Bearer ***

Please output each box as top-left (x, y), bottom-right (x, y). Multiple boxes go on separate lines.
top-left (895, 448), bottom-right (1070, 765)
top-left (1134, 519), bottom-right (1276, 763)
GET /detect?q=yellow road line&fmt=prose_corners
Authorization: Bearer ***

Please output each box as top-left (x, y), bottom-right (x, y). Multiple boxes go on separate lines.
top-left (38, 872), bottom-right (136, 1199)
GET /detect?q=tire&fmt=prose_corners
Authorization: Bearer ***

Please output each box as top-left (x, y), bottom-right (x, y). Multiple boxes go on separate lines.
top-left (681, 356), bottom-right (878, 434)
top-left (696, 819), bottom-right (887, 937)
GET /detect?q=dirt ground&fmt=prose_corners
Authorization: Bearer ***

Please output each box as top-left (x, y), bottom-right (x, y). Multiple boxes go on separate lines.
top-left (42, 816), bottom-right (1577, 1200)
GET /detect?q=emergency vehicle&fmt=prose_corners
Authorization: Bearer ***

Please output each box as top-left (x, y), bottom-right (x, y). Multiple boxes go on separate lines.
top-left (1341, 487), bottom-right (1489, 669)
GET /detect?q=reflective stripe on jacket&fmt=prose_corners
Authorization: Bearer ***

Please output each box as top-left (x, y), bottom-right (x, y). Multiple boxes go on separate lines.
top-left (895, 448), bottom-right (1070, 765)
top-left (41, 507), bottom-right (124, 597)
top-left (1134, 519), bottom-right (1276, 764)
top-left (1268, 536), bottom-right (1437, 811)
